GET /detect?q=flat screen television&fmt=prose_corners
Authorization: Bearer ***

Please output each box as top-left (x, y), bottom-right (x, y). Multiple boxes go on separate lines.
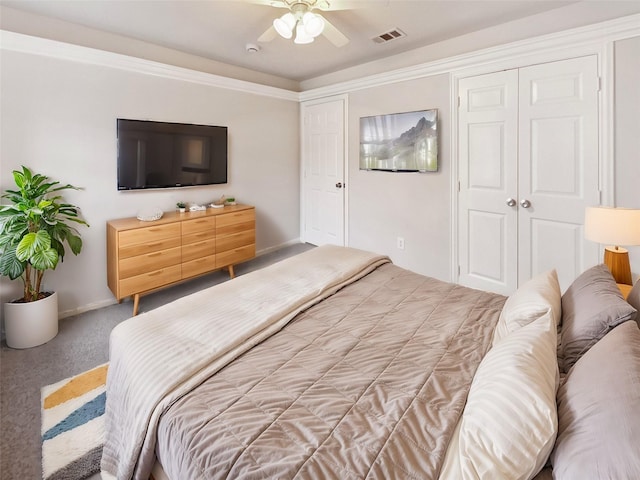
top-left (117, 119), bottom-right (227, 190)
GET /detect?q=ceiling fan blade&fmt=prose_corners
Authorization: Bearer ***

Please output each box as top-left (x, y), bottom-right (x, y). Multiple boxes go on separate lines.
top-left (258, 25), bottom-right (277, 42)
top-left (238, 0), bottom-right (288, 8)
top-left (318, 0), bottom-right (389, 11)
top-left (320, 16), bottom-right (349, 47)
top-left (239, 0), bottom-right (385, 10)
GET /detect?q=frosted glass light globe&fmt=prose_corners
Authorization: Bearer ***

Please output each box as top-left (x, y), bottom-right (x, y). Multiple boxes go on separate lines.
top-left (302, 12), bottom-right (324, 37)
top-left (273, 12), bottom-right (296, 39)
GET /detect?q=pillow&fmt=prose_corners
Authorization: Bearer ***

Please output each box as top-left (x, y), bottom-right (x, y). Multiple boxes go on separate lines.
top-left (627, 279), bottom-right (640, 312)
top-left (560, 264), bottom-right (637, 371)
top-left (459, 311), bottom-right (558, 480)
top-left (551, 320), bottom-right (640, 479)
top-left (492, 269), bottom-right (561, 346)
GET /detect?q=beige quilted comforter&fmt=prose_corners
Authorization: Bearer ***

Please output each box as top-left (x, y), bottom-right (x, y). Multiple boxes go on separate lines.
top-left (101, 246), bottom-right (392, 480)
top-left (153, 256), bottom-right (505, 479)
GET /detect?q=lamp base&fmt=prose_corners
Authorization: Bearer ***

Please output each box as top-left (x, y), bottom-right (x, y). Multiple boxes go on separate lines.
top-left (603, 246), bottom-right (633, 285)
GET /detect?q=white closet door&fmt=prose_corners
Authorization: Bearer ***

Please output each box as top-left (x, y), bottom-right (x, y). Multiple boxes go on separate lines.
top-left (301, 98), bottom-right (345, 246)
top-left (458, 70), bottom-right (519, 294)
top-left (518, 56), bottom-right (600, 291)
top-left (458, 56), bottom-right (600, 294)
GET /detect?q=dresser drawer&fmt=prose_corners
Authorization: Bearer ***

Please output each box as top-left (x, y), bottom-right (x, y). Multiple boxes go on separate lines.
top-left (182, 239), bottom-right (216, 263)
top-left (119, 223), bottom-right (180, 249)
top-left (182, 216), bottom-right (216, 236)
top-left (216, 244), bottom-right (255, 268)
top-left (119, 237), bottom-right (181, 260)
top-left (182, 254), bottom-right (217, 279)
top-left (216, 209), bottom-right (254, 230)
top-left (119, 264), bottom-right (182, 298)
top-left (119, 246), bottom-right (182, 279)
top-left (182, 230), bottom-right (214, 246)
top-left (216, 220), bottom-right (254, 237)
top-left (216, 230), bottom-right (254, 252)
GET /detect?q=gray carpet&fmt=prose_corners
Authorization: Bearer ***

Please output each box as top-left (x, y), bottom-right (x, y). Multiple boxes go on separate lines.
top-left (0, 243), bottom-right (314, 480)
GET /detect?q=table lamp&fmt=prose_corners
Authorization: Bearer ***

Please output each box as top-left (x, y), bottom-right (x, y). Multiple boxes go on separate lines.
top-left (585, 206), bottom-right (640, 285)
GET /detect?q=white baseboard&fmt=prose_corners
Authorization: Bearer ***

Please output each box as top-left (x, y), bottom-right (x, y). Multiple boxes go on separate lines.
top-left (255, 238), bottom-right (302, 257)
top-left (59, 298), bottom-right (120, 320)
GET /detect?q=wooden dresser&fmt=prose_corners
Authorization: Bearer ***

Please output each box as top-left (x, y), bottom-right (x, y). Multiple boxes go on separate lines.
top-left (107, 205), bottom-right (255, 315)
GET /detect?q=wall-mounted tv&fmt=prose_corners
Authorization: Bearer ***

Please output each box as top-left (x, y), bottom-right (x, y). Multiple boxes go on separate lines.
top-left (117, 119), bottom-right (227, 190)
top-left (359, 109), bottom-right (438, 173)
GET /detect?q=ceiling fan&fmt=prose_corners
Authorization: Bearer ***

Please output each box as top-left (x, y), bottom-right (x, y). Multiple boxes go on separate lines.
top-left (254, 0), bottom-right (351, 47)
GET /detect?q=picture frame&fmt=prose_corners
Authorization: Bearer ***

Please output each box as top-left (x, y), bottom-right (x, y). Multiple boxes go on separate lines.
top-left (359, 109), bottom-right (438, 172)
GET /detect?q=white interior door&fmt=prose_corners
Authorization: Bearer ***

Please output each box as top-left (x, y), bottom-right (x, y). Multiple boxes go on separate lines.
top-left (458, 56), bottom-right (600, 294)
top-left (518, 56), bottom-right (600, 291)
top-left (302, 98), bottom-right (345, 246)
top-left (458, 70), bottom-right (519, 294)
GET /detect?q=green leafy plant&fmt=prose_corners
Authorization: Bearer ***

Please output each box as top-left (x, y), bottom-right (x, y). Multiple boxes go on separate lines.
top-left (176, 201), bottom-right (186, 209)
top-left (0, 166), bottom-right (89, 302)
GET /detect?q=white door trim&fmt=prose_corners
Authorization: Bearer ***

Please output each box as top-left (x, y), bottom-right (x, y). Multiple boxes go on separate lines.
top-left (299, 94), bottom-right (349, 245)
top-left (450, 43), bottom-right (614, 284)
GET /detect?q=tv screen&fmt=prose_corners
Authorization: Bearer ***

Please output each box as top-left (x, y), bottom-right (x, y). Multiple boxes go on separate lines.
top-left (117, 119), bottom-right (227, 190)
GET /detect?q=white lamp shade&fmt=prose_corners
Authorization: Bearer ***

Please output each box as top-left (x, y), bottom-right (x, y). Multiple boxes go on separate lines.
top-left (585, 206), bottom-right (640, 246)
top-left (273, 13), bottom-right (296, 39)
top-left (302, 12), bottom-right (325, 37)
top-left (294, 23), bottom-right (314, 44)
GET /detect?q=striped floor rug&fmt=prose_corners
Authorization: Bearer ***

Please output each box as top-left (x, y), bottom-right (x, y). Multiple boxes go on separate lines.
top-left (41, 363), bottom-right (108, 480)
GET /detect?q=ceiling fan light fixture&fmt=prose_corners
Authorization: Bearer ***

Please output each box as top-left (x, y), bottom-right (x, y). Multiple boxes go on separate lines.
top-left (273, 12), bottom-right (296, 39)
top-left (302, 12), bottom-right (324, 37)
top-left (294, 23), bottom-right (314, 44)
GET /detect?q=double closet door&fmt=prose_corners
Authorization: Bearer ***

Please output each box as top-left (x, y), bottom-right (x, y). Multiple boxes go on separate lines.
top-left (458, 56), bottom-right (599, 295)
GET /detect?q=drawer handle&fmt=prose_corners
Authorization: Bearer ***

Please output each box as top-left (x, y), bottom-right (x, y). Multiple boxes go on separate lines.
top-left (148, 242), bottom-right (162, 249)
top-left (149, 270), bottom-right (164, 276)
top-left (148, 252), bottom-right (162, 258)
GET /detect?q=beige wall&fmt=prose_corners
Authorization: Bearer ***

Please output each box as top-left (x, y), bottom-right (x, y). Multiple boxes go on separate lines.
top-left (345, 35), bottom-right (640, 284)
top-left (1, 24), bottom-right (638, 320)
top-left (0, 49), bottom-right (300, 316)
top-left (614, 35), bottom-right (640, 280)
top-left (347, 74), bottom-right (452, 281)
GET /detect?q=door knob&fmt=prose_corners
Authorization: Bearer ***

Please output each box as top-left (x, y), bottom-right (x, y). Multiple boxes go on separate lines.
top-left (506, 198), bottom-right (516, 207)
top-left (335, 182), bottom-right (343, 188)
top-left (520, 199), bottom-right (531, 208)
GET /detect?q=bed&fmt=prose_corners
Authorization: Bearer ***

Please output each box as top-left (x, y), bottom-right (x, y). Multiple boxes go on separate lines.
top-left (100, 245), bottom-right (640, 480)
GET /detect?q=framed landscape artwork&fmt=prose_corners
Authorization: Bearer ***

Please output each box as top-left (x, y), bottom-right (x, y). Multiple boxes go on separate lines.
top-left (359, 109), bottom-right (438, 172)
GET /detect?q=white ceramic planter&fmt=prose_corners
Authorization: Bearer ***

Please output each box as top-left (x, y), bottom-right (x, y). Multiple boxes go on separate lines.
top-left (4, 291), bottom-right (58, 349)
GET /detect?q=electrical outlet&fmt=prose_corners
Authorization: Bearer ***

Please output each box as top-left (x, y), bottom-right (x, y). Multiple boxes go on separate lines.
top-left (397, 237), bottom-right (405, 250)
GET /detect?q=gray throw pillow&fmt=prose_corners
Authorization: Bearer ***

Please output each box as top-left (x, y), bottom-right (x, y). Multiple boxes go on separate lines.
top-left (551, 320), bottom-right (640, 479)
top-left (628, 280), bottom-right (640, 312)
top-left (560, 264), bottom-right (637, 372)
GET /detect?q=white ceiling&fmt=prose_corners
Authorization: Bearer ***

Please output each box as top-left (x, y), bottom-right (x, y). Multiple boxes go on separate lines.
top-left (1, 0), bottom-right (574, 81)
top-left (2, 0), bottom-right (590, 82)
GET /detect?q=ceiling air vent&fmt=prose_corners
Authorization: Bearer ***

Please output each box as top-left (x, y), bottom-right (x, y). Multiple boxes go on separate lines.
top-left (372, 28), bottom-right (406, 44)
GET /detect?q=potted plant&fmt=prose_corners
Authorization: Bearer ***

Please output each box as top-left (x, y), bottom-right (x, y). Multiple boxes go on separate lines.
top-left (0, 166), bottom-right (89, 348)
top-left (176, 202), bottom-right (186, 213)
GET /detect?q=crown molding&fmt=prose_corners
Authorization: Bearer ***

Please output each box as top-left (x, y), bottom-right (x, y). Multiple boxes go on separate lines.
top-left (299, 13), bottom-right (640, 101)
top-left (0, 30), bottom-right (300, 102)
top-left (2, 13), bottom-right (639, 104)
